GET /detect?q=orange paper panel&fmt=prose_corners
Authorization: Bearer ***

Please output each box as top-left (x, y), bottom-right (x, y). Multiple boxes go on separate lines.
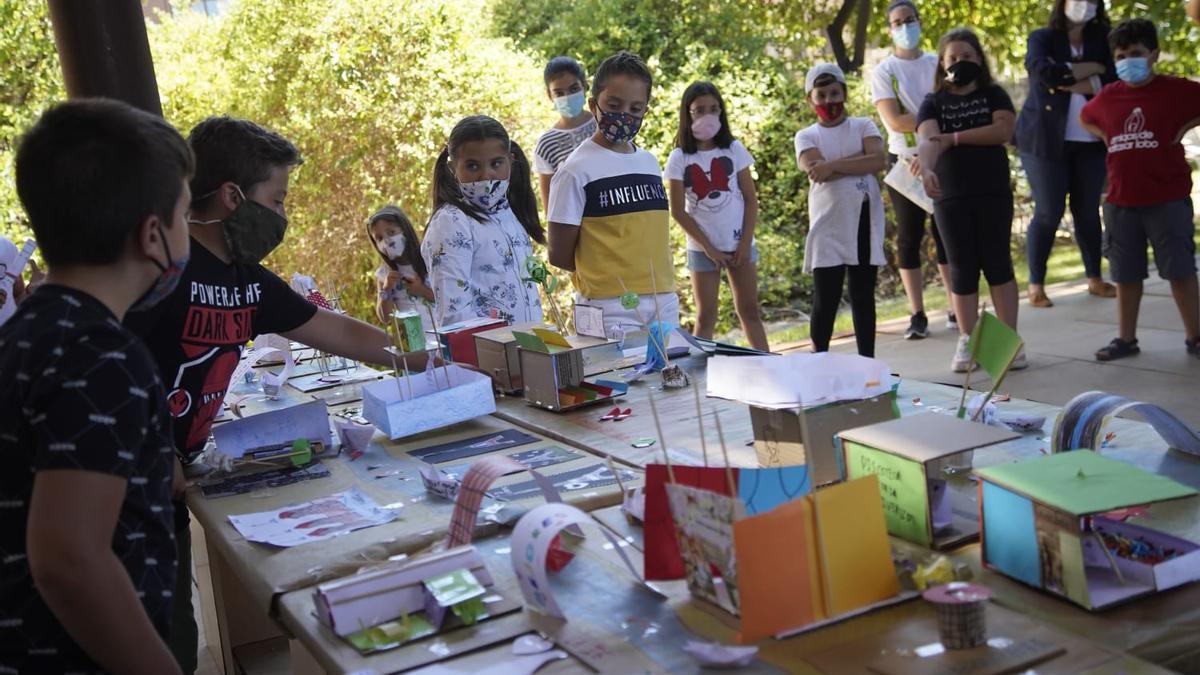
top-left (732, 497), bottom-right (817, 643)
top-left (813, 475), bottom-right (900, 616)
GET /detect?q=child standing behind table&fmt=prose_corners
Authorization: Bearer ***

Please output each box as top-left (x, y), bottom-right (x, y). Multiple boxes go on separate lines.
top-left (366, 204), bottom-right (433, 323)
top-left (795, 63), bottom-right (887, 357)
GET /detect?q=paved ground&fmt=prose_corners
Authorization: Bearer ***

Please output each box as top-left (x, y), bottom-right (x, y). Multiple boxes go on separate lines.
top-left (779, 273), bottom-right (1200, 429)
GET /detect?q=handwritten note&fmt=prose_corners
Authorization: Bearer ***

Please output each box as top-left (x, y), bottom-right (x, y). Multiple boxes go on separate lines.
top-left (843, 442), bottom-right (929, 546)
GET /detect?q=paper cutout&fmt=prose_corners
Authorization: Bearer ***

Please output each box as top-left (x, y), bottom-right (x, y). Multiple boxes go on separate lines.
top-left (814, 475), bottom-right (901, 616)
top-left (681, 641), bottom-right (758, 668)
top-left (674, 326), bottom-right (772, 356)
top-left (736, 466), bottom-right (812, 516)
top-left (512, 330), bottom-right (550, 353)
top-left (228, 488), bottom-right (399, 547)
top-left (883, 149), bottom-right (934, 214)
top-left (844, 442), bottom-right (930, 545)
top-left (707, 352), bottom-right (893, 409)
top-left (211, 399), bottom-right (331, 458)
top-left (976, 450), bottom-right (1196, 517)
top-left (438, 446), bottom-right (583, 481)
top-left (335, 420), bottom-right (374, 456)
top-left (969, 311), bottom-right (1024, 383)
top-left (420, 465), bottom-right (461, 500)
top-left (509, 503), bottom-right (642, 619)
top-left (645, 321), bottom-right (673, 371)
top-left (1053, 390), bottom-right (1200, 456)
top-left (490, 463), bottom-right (636, 501)
top-left (227, 334), bottom-right (294, 401)
top-left (423, 568), bottom-right (487, 628)
top-left (980, 481), bottom-right (1042, 587)
top-left (574, 304), bottom-right (606, 338)
top-left (198, 462), bottom-right (331, 498)
top-left (644, 464), bottom-right (740, 580)
top-left (666, 483), bottom-right (745, 614)
top-left (410, 429), bottom-right (539, 464)
top-left (532, 328), bottom-right (572, 349)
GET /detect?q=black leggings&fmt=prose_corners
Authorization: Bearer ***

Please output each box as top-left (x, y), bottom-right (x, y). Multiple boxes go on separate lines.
top-left (811, 202), bottom-right (877, 357)
top-left (887, 154), bottom-right (948, 269)
top-left (934, 194), bottom-right (1016, 295)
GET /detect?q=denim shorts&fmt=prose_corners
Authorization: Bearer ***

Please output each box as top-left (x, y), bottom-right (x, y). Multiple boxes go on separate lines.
top-left (686, 243), bottom-right (760, 272)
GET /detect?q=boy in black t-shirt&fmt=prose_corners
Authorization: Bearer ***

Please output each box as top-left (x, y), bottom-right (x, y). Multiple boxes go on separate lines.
top-left (124, 116), bottom-right (434, 672)
top-left (1, 100), bottom-right (192, 674)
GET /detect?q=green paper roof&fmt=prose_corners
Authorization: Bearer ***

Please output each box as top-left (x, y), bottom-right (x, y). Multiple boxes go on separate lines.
top-left (976, 450), bottom-right (1196, 516)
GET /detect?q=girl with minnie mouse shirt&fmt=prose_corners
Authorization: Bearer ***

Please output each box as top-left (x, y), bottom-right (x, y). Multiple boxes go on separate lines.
top-left (665, 81), bottom-right (768, 351)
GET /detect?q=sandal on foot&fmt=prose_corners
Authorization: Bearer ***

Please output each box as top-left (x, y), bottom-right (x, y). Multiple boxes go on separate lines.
top-left (1095, 338), bottom-right (1139, 362)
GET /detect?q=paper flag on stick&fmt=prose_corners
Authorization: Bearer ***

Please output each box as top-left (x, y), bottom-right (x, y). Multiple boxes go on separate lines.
top-left (1053, 390), bottom-right (1200, 456)
top-left (510, 503), bottom-right (643, 619)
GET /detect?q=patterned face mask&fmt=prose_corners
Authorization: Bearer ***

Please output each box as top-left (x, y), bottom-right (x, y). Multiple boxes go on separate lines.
top-left (130, 232), bottom-right (188, 312)
top-left (459, 179), bottom-right (510, 213)
top-left (596, 110), bottom-right (643, 144)
top-left (380, 233), bottom-right (407, 260)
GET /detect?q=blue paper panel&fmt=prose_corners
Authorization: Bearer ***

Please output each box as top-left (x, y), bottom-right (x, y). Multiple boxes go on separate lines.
top-left (982, 481), bottom-right (1041, 587)
top-left (737, 466), bottom-right (812, 516)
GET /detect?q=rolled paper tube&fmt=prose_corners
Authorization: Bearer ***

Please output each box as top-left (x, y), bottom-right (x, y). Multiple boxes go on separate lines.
top-left (923, 582), bottom-right (991, 649)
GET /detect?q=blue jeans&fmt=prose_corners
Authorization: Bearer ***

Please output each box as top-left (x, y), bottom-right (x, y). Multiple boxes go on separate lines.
top-left (1020, 142), bottom-right (1107, 285)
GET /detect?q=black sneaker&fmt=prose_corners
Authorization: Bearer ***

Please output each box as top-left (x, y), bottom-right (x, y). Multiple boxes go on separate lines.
top-left (905, 312), bottom-right (930, 340)
top-left (946, 312), bottom-right (958, 332)
top-left (1187, 336), bottom-right (1200, 359)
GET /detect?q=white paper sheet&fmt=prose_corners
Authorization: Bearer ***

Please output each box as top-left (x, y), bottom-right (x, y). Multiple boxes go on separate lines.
top-left (706, 352), bottom-right (892, 409)
top-left (228, 488), bottom-right (399, 547)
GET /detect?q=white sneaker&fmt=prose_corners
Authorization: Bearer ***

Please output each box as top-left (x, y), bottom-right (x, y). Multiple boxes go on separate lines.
top-left (952, 334), bottom-right (975, 373)
top-left (1010, 347), bottom-right (1028, 370)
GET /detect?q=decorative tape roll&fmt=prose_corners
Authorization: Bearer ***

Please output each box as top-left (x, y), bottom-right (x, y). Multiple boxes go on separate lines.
top-left (923, 582), bottom-right (991, 649)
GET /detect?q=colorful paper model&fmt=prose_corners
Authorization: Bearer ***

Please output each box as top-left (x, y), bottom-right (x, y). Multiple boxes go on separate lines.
top-left (431, 316), bottom-right (507, 367)
top-left (750, 389), bottom-right (899, 487)
top-left (361, 364), bottom-right (495, 440)
top-left (472, 322), bottom-right (555, 394)
top-left (976, 450), bottom-right (1200, 609)
top-left (1052, 390), bottom-right (1200, 457)
top-left (514, 330), bottom-right (629, 411)
top-left (390, 309), bottom-right (425, 352)
top-left (211, 399), bottom-right (332, 459)
top-left (645, 465), bottom-right (899, 643)
top-left (839, 413), bottom-right (1018, 549)
top-left (313, 545), bottom-right (520, 653)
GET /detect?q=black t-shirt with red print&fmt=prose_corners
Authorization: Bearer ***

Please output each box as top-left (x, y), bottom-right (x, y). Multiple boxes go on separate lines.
top-left (125, 239), bottom-right (316, 526)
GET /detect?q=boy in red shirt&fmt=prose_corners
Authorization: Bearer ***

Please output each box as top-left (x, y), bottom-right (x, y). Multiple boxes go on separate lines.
top-left (1080, 18), bottom-right (1200, 361)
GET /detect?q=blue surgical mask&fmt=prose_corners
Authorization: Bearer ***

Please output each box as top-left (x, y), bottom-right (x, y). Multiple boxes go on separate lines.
top-left (553, 91), bottom-right (586, 118)
top-left (1116, 57), bottom-right (1151, 84)
top-left (892, 23), bottom-right (921, 51)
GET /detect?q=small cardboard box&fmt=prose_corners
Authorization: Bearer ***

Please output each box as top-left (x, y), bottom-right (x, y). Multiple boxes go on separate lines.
top-left (391, 310), bottom-right (425, 352)
top-left (431, 317), bottom-right (507, 367)
top-left (513, 329), bottom-right (627, 411)
top-left (473, 322), bottom-right (553, 394)
top-left (977, 450), bottom-right (1200, 610)
top-left (838, 413), bottom-right (1018, 549)
top-left (361, 364), bottom-right (496, 440)
top-left (750, 390), bottom-right (898, 487)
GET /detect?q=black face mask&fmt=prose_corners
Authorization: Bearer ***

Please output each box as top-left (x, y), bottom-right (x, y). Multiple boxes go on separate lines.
top-left (946, 60), bottom-right (982, 87)
top-left (192, 185), bottom-right (288, 264)
top-left (222, 197), bottom-right (288, 264)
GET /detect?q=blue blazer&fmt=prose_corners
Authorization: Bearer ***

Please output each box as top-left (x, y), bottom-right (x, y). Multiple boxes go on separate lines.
top-left (1014, 23), bottom-right (1116, 159)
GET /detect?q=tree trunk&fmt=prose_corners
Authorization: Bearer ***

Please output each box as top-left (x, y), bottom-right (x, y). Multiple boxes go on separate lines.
top-left (826, 0), bottom-right (872, 74)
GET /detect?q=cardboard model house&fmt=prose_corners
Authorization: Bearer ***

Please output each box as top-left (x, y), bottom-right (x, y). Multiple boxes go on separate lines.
top-left (473, 322), bottom-right (554, 394)
top-left (313, 546), bottom-right (519, 653)
top-left (977, 450), bottom-right (1200, 610)
top-left (431, 316), bottom-right (507, 367)
top-left (838, 413), bottom-right (1019, 549)
top-left (514, 329), bottom-right (627, 411)
top-left (750, 390), bottom-right (899, 487)
top-left (361, 363), bottom-right (495, 440)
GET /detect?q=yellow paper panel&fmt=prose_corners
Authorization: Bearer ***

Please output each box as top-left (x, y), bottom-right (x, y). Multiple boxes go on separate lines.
top-left (813, 475), bottom-right (900, 616)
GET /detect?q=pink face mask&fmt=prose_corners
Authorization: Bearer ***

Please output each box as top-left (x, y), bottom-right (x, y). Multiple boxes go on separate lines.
top-left (691, 113), bottom-right (722, 141)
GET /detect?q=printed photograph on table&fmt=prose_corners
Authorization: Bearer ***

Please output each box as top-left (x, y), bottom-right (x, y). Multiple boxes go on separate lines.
top-left (490, 462), bottom-right (637, 501)
top-left (409, 429), bottom-right (539, 463)
top-left (227, 488), bottom-right (400, 547)
top-left (437, 445), bottom-right (585, 480)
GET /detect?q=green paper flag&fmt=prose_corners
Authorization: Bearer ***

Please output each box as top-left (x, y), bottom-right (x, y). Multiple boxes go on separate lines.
top-left (969, 311), bottom-right (1023, 382)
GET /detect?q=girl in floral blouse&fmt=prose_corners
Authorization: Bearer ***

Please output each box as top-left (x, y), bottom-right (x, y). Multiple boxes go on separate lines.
top-left (422, 115), bottom-right (545, 326)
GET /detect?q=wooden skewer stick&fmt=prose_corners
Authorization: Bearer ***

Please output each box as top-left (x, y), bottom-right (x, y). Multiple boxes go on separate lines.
top-left (607, 456), bottom-right (628, 495)
top-left (1092, 529), bottom-right (1126, 586)
top-left (400, 353), bottom-right (415, 400)
top-left (646, 385), bottom-right (676, 484)
top-left (692, 374), bottom-right (710, 467)
top-left (713, 408), bottom-right (737, 498)
top-left (422, 302), bottom-right (453, 389)
top-left (388, 350), bottom-right (405, 401)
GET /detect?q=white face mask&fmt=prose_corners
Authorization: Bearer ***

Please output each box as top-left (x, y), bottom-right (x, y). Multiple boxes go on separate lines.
top-left (459, 179), bottom-right (510, 213)
top-left (380, 233), bottom-right (406, 260)
top-left (1065, 0), bottom-right (1097, 24)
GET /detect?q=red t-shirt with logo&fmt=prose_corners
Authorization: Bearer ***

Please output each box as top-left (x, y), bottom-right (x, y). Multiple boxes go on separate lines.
top-left (1080, 75), bottom-right (1200, 207)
